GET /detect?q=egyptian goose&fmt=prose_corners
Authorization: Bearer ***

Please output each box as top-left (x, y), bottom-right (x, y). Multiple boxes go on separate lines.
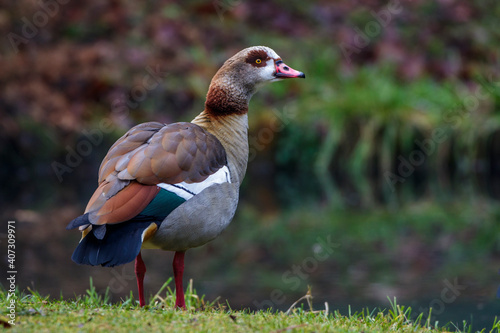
top-left (67, 46), bottom-right (305, 308)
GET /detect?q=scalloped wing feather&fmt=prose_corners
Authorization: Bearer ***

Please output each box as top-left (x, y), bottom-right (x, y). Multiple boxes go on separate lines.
top-left (84, 121), bottom-right (227, 226)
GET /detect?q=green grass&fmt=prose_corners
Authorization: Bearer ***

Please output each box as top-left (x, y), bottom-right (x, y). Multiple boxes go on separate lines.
top-left (2, 280), bottom-right (498, 332)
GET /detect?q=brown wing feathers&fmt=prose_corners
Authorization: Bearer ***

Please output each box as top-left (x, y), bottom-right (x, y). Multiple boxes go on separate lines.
top-left (92, 182), bottom-right (160, 225)
top-left (99, 122), bottom-right (164, 183)
top-left (111, 122), bottom-right (226, 184)
top-left (84, 122), bottom-right (226, 225)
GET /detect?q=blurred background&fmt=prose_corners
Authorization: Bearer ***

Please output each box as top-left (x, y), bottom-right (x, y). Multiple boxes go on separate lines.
top-left (1, 0), bottom-right (500, 330)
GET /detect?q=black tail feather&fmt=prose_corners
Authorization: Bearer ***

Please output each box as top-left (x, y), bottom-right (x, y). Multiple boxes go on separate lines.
top-left (92, 224), bottom-right (106, 240)
top-left (71, 216), bottom-right (158, 267)
top-left (66, 213), bottom-right (90, 230)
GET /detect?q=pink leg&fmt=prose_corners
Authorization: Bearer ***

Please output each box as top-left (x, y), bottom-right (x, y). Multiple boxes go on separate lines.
top-left (135, 252), bottom-right (146, 307)
top-left (173, 251), bottom-right (186, 309)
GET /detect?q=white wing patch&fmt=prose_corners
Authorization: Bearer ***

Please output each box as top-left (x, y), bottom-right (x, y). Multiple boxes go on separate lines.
top-left (157, 166), bottom-right (231, 200)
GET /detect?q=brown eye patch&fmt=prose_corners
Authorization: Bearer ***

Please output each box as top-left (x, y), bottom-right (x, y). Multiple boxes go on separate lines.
top-left (245, 49), bottom-right (270, 67)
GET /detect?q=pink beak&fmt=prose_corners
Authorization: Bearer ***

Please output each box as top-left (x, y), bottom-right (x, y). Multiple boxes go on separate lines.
top-left (274, 60), bottom-right (305, 79)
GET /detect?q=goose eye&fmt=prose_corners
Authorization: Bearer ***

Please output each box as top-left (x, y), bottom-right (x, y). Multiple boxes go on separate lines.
top-left (255, 59), bottom-right (262, 64)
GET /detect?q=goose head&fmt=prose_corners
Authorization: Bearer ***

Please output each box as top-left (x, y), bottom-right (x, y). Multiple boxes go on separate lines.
top-left (205, 46), bottom-right (305, 116)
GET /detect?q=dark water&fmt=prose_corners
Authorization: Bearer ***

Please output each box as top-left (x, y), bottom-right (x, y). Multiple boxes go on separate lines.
top-left (1, 158), bottom-right (500, 332)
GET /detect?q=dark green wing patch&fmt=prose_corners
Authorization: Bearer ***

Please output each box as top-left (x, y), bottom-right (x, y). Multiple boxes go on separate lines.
top-left (139, 188), bottom-right (186, 218)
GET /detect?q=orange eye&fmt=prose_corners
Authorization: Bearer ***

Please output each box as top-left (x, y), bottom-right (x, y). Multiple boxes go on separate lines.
top-left (255, 59), bottom-right (262, 64)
